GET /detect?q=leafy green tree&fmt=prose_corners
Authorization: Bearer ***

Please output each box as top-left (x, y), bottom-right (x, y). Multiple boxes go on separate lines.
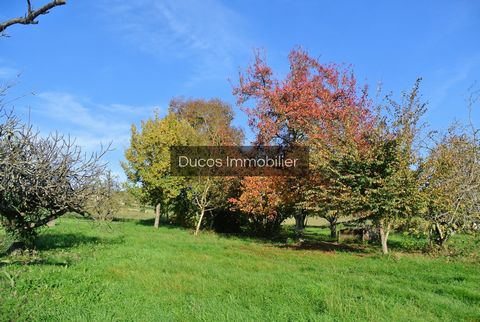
top-left (122, 112), bottom-right (200, 228)
top-left (420, 122), bottom-right (480, 247)
top-left (304, 147), bottom-right (370, 239)
top-left (308, 79), bottom-right (427, 252)
top-left (365, 79), bottom-right (426, 254)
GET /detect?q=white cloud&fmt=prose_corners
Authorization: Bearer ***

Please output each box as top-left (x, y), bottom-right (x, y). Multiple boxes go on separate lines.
top-left (100, 0), bottom-right (249, 86)
top-left (28, 92), bottom-right (162, 181)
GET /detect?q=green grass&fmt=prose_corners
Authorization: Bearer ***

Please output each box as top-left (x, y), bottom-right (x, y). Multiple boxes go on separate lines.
top-left (1, 218), bottom-right (479, 321)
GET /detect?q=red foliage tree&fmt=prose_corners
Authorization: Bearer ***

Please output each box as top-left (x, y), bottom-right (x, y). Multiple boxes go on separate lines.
top-left (233, 48), bottom-right (371, 147)
top-left (231, 48), bottom-right (373, 236)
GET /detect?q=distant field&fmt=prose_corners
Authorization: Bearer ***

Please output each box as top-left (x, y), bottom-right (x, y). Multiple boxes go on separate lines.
top-left (283, 216), bottom-right (356, 227)
top-left (115, 206), bottom-right (156, 220)
top-left (1, 217), bottom-right (479, 321)
top-left (283, 216), bottom-right (329, 226)
top-left (115, 208), bottom-right (341, 227)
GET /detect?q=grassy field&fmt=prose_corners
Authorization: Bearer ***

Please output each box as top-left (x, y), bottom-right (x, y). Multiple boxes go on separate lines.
top-left (1, 217), bottom-right (479, 321)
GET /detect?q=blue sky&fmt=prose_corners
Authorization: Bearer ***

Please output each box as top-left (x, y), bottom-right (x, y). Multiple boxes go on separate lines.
top-left (1, 0), bottom-right (479, 180)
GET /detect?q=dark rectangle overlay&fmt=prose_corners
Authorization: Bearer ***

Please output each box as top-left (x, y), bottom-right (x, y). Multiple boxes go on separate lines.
top-left (170, 146), bottom-right (309, 176)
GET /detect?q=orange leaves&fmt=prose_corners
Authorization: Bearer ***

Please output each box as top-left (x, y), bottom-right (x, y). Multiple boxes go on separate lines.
top-left (229, 177), bottom-right (287, 220)
top-left (230, 48), bottom-right (375, 222)
top-left (233, 48), bottom-right (372, 147)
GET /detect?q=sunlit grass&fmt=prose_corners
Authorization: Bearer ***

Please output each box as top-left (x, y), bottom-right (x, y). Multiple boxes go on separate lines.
top-left (1, 218), bottom-right (479, 321)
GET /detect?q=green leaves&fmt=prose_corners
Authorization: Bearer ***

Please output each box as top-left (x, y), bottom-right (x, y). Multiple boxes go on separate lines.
top-left (123, 99), bottom-right (242, 232)
top-left (419, 125), bottom-right (480, 246)
top-left (122, 113), bottom-right (200, 207)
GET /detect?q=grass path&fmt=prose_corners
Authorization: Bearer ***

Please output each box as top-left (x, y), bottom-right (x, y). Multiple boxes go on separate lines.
top-left (1, 218), bottom-right (479, 321)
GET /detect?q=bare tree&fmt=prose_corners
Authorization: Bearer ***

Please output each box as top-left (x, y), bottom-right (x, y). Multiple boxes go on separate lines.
top-left (0, 0), bottom-right (66, 35)
top-left (86, 170), bottom-right (121, 222)
top-left (191, 177), bottom-right (226, 236)
top-left (0, 101), bottom-right (109, 254)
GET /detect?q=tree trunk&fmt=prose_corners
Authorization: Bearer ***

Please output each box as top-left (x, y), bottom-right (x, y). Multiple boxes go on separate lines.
top-left (154, 203), bottom-right (161, 229)
top-left (294, 213), bottom-right (306, 237)
top-left (195, 208), bottom-right (205, 236)
top-left (379, 223), bottom-right (391, 254)
top-left (433, 223), bottom-right (450, 248)
top-left (209, 210), bottom-right (215, 230)
top-left (329, 221), bottom-right (337, 240)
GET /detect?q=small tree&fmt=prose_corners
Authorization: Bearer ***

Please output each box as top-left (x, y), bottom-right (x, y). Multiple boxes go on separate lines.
top-left (87, 171), bottom-right (121, 221)
top-left (169, 98), bottom-right (243, 233)
top-left (190, 177), bottom-right (225, 235)
top-left (304, 153), bottom-right (366, 239)
top-left (365, 79), bottom-right (426, 254)
top-left (0, 105), bottom-right (108, 254)
top-left (420, 121), bottom-right (480, 247)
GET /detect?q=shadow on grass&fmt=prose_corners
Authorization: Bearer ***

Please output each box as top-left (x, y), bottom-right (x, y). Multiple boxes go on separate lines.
top-left (36, 232), bottom-right (124, 251)
top-left (278, 240), bottom-right (368, 253)
top-left (136, 218), bottom-right (155, 226)
top-left (111, 215), bottom-right (168, 227)
top-left (0, 233), bottom-right (125, 267)
top-left (216, 225), bottom-right (371, 254)
top-left (216, 231), bottom-right (369, 253)
top-left (216, 232), bottom-right (279, 245)
top-left (133, 218), bottom-right (190, 231)
top-left (111, 217), bottom-right (136, 223)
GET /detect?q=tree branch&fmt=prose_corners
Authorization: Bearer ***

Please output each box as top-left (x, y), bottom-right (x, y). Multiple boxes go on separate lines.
top-left (0, 0), bottom-right (66, 34)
